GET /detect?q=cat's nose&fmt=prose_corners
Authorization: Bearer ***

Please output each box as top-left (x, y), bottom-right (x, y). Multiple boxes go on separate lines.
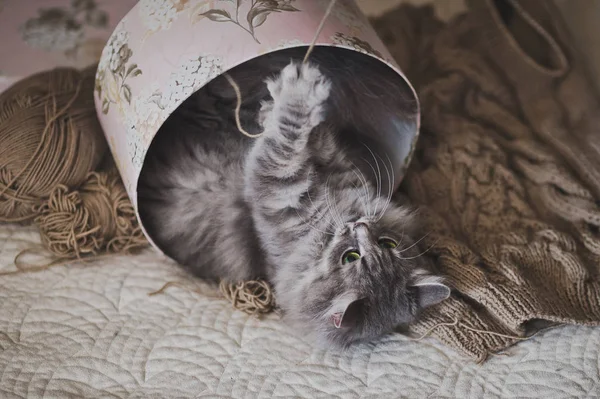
top-left (352, 222), bottom-right (368, 232)
top-left (352, 223), bottom-right (372, 241)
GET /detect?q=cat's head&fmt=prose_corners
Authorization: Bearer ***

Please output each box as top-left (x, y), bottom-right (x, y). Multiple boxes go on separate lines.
top-left (287, 205), bottom-right (450, 348)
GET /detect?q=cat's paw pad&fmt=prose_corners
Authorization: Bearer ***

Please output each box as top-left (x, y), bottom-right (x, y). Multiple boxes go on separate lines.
top-left (266, 61), bottom-right (331, 126)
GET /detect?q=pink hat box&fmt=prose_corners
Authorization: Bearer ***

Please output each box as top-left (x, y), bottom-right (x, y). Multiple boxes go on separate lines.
top-left (94, 0), bottom-right (421, 253)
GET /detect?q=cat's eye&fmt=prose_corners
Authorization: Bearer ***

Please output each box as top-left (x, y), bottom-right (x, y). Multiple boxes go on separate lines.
top-left (342, 250), bottom-right (361, 264)
top-left (378, 238), bottom-right (398, 249)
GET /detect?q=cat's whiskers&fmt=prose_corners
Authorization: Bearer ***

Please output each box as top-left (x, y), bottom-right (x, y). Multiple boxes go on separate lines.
top-left (361, 143), bottom-right (383, 217)
top-left (398, 238), bottom-right (438, 260)
top-left (349, 161), bottom-right (373, 217)
top-left (325, 174), bottom-right (345, 229)
top-left (350, 181), bottom-right (371, 219)
top-left (374, 154), bottom-right (391, 221)
top-left (293, 208), bottom-right (334, 236)
top-left (398, 231), bottom-right (431, 254)
top-left (305, 171), bottom-right (337, 231)
top-left (376, 152), bottom-right (395, 222)
top-left (357, 158), bottom-right (378, 216)
top-left (396, 226), bottom-right (407, 251)
top-left (313, 198), bottom-right (338, 232)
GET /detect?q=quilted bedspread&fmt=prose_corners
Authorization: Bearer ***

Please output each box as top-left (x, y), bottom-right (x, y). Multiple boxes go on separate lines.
top-left (1, 224), bottom-right (599, 398)
top-left (2, 0), bottom-right (600, 397)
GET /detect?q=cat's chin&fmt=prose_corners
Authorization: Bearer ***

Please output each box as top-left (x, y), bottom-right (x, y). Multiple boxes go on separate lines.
top-left (290, 322), bottom-right (383, 351)
top-left (282, 318), bottom-right (355, 350)
top-left (305, 333), bottom-right (360, 351)
top-left (316, 331), bottom-right (392, 351)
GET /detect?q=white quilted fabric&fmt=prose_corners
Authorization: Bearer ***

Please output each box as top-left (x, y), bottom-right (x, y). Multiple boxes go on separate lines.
top-left (1, 224), bottom-right (599, 398)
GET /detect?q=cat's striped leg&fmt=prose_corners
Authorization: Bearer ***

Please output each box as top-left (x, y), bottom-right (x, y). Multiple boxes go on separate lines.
top-left (245, 61), bottom-right (331, 212)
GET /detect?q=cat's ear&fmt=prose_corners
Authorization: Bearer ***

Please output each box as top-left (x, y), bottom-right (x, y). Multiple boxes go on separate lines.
top-left (331, 297), bottom-right (365, 329)
top-left (413, 282), bottom-right (451, 308)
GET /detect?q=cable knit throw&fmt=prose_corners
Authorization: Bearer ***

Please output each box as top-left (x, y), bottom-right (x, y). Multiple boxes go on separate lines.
top-left (372, 0), bottom-right (600, 361)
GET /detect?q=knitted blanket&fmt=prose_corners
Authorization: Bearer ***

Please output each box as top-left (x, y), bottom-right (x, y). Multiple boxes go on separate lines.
top-left (374, 0), bottom-right (600, 361)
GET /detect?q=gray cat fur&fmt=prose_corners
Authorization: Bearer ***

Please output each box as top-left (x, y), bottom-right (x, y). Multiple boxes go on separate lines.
top-left (138, 47), bottom-right (449, 347)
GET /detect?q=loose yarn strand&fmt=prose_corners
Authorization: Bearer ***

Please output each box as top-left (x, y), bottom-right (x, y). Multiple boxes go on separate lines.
top-left (412, 318), bottom-right (459, 340)
top-left (0, 246), bottom-right (124, 276)
top-left (303, 0), bottom-right (338, 63)
top-left (223, 73), bottom-right (263, 138)
top-left (225, 0), bottom-right (337, 139)
top-left (412, 317), bottom-right (553, 342)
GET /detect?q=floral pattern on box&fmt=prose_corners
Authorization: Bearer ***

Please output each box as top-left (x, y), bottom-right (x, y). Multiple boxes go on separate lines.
top-left (332, 32), bottom-right (384, 59)
top-left (125, 54), bottom-right (224, 169)
top-left (95, 23), bottom-right (142, 116)
top-left (139, 0), bottom-right (188, 35)
top-left (196, 0), bottom-right (300, 44)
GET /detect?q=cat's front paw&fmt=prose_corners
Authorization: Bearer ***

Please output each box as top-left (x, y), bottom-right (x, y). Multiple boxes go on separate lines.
top-left (266, 61), bottom-right (331, 128)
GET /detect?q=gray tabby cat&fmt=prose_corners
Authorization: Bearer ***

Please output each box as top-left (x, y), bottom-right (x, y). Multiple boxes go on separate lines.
top-left (138, 47), bottom-right (450, 348)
